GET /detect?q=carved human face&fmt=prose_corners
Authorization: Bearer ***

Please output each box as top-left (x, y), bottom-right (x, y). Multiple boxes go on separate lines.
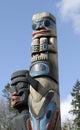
top-left (10, 82), bottom-right (29, 109)
top-left (32, 12), bottom-right (56, 39)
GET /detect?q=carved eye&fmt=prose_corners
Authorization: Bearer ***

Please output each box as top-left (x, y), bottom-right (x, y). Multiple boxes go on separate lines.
top-left (44, 19), bottom-right (50, 27)
top-left (32, 23), bottom-right (36, 30)
top-left (18, 91), bottom-right (23, 96)
top-left (46, 110), bottom-right (52, 119)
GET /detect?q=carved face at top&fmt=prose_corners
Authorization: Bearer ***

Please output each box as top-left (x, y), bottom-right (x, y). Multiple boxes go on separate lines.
top-left (32, 12), bottom-right (56, 39)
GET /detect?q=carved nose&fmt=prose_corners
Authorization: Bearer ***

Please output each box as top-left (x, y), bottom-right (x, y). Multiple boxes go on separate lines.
top-left (36, 25), bottom-right (44, 30)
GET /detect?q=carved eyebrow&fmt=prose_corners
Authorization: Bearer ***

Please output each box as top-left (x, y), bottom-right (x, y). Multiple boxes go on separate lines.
top-left (32, 17), bottom-right (55, 23)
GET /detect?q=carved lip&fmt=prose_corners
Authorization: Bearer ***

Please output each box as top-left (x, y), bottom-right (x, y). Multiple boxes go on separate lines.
top-left (32, 30), bottom-right (50, 37)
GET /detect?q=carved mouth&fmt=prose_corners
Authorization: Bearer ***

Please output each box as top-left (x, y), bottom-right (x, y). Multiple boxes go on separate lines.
top-left (31, 54), bottom-right (48, 63)
top-left (32, 30), bottom-right (50, 37)
top-left (31, 37), bottom-right (57, 63)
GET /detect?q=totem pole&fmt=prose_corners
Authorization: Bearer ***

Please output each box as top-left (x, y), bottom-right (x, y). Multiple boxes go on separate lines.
top-left (10, 70), bottom-right (30, 130)
top-left (27, 12), bottom-right (61, 130)
top-left (10, 12), bottom-right (61, 130)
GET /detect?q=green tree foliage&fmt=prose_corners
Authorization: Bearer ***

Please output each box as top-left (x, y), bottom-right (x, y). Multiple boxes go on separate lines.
top-left (62, 119), bottom-right (75, 130)
top-left (0, 98), bottom-right (8, 129)
top-left (0, 83), bottom-right (18, 129)
top-left (70, 80), bottom-right (80, 130)
top-left (62, 123), bottom-right (68, 130)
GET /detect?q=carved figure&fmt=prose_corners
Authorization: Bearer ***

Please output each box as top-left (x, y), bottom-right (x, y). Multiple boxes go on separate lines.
top-left (10, 70), bottom-right (30, 130)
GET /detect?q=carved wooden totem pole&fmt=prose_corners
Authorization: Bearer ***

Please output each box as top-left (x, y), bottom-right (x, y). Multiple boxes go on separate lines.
top-left (28, 12), bottom-right (61, 130)
top-left (10, 12), bottom-right (61, 130)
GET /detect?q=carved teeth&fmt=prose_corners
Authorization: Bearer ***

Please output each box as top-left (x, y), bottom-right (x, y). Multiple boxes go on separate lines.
top-left (39, 54), bottom-right (48, 61)
top-left (31, 55), bottom-right (38, 63)
top-left (37, 54), bottom-right (48, 61)
top-left (31, 54), bottom-right (48, 63)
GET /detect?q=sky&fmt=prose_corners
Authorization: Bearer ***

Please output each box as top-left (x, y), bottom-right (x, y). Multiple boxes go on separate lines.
top-left (0, 0), bottom-right (80, 122)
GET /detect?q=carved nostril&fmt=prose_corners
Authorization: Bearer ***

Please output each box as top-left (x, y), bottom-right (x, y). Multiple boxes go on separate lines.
top-left (46, 110), bottom-right (52, 119)
top-left (37, 25), bottom-right (45, 30)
